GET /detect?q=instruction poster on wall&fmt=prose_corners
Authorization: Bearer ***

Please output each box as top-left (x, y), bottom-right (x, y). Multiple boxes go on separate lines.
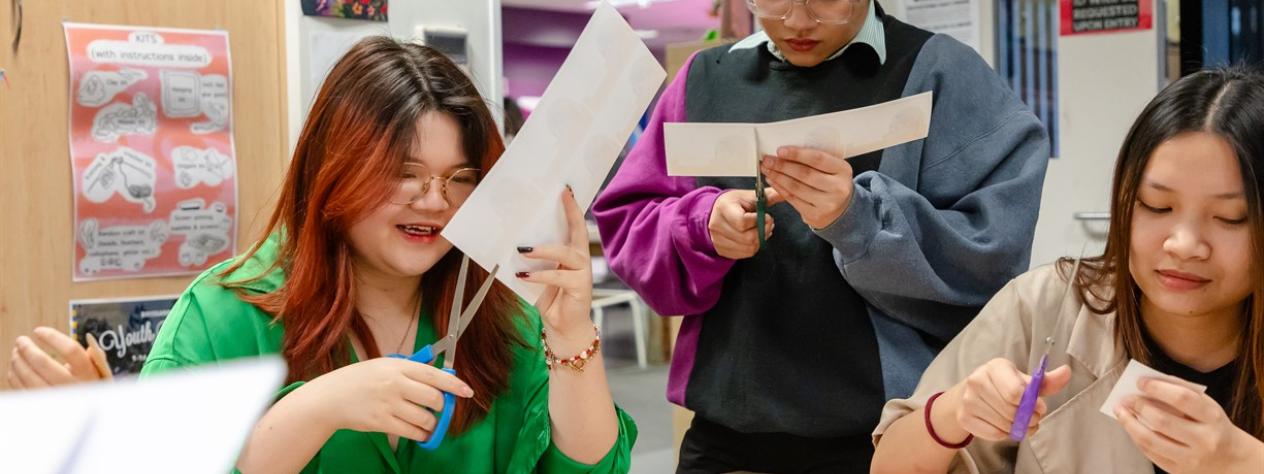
top-left (904, 0), bottom-right (981, 53)
top-left (64, 23), bottom-right (237, 281)
top-left (69, 295), bottom-right (177, 376)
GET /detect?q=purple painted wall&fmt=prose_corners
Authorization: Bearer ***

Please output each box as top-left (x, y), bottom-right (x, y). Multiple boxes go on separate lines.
top-left (504, 42), bottom-right (571, 98)
top-left (502, 2), bottom-right (715, 105)
top-left (503, 6), bottom-right (592, 48)
top-left (503, 7), bottom-right (588, 99)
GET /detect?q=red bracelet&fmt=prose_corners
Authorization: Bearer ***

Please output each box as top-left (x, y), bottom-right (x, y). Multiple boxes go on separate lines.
top-left (925, 391), bottom-right (973, 449)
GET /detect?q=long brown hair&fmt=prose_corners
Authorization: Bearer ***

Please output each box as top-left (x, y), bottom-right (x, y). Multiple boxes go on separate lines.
top-left (221, 37), bottom-right (524, 432)
top-left (1061, 66), bottom-right (1264, 438)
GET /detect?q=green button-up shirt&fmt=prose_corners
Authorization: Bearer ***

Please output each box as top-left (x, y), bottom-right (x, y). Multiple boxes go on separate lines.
top-left (141, 235), bottom-right (637, 473)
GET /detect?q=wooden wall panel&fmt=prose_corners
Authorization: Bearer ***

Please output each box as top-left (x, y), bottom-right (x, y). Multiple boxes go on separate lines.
top-left (0, 0), bottom-right (288, 389)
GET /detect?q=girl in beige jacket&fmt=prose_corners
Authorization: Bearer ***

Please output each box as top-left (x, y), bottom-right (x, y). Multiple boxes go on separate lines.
top-left (871, 67), bottom-right (1264, 473)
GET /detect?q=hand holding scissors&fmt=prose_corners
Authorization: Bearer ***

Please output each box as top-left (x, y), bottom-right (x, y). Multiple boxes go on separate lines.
top-left (389, 255), bottom-right (500, 450)
top-left (1008, 254), bottom-right (1086, 441)
top-left (942, 257), bottom-right (1085, 442)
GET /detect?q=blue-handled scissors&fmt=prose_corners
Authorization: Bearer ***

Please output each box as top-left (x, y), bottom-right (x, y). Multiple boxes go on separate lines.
top-left (390, 255), bottom-right (499, 450)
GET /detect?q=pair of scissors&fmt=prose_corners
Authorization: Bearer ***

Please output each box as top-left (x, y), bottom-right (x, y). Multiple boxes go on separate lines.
top-left (390, 255), bottom-right (500, 450)
top-left (1009, 248), bottom-right (1085, 441)
top-left (754, 157), bottom-right (768, 250)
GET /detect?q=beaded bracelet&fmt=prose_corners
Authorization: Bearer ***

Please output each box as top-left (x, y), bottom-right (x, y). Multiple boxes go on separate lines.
top-left (541, 325), bottom-right (601, 372)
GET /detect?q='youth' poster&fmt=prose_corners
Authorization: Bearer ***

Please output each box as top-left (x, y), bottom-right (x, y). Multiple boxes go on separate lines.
top-left (69, 296), bottom-right (178, 376)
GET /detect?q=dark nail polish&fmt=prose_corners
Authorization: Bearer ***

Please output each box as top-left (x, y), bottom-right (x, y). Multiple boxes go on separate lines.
top-left (515, 271), bottom-right (530, 278)
top-left (517, 246), bottom-right (533, 254)
top-left (565, 184), bottom-right (574, 195)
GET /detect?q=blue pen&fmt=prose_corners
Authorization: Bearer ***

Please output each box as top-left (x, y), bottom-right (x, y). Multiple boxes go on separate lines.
top-left (391, 256), bottom-right (499, 450)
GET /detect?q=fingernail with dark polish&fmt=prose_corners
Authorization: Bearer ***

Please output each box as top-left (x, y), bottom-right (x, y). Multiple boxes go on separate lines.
top-left (515, 271), bottom-right (530, 278)
top-left (517, 246), bottom-right (533, 254)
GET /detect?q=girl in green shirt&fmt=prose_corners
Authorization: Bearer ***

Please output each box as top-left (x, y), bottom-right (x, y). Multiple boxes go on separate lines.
top-left (10, 36), bottom-right (635, 473)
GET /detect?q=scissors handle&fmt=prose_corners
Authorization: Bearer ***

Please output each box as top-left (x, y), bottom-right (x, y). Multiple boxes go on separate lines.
top-left (1009, 354), bottom-right (1048, 441)
top-left (388, 345), bottom-right (458, 450)
top-left (419, 367), bottom-right (458, 450)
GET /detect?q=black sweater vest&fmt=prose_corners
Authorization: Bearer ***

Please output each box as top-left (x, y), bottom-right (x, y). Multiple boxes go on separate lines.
top-left (682, 12), bottom-right (932, 437)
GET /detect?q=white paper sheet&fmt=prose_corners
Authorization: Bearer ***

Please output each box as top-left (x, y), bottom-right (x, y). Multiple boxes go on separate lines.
top-left (663, 123), bottom-right (756, 177)
top-left (665, 92), bottom-right (934, 177)
top-left (442, 2), bottom-right (666, 304)
top-left (1099, 359), bottom-right (1207, 420)
top-left (0, 357), bottom-right (286, 474)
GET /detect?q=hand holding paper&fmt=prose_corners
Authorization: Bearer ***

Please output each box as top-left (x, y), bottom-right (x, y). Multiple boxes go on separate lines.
top-left (665, 92), bottom-right (933, 178)
top-left (1100, 359), bottom-right (1206, 421)
top-left (760, 146), bottom-right (855, 229)
top-left (1104, 360), bottom-right (1262, 473)
top-left (515, 188), bottom-right (600, 338)
top-left (666, 92), bottom-right (932, 239)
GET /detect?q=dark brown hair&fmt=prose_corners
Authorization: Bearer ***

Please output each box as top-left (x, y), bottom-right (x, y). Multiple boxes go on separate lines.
top-left (1061, 66), bottom-right (1264, 438)
top-left (222, 36), bottom-right (524, 432)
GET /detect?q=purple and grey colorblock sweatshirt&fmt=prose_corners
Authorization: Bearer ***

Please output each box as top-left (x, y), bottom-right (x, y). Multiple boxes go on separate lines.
top-left (592, 6), bottom-right (1050, 438)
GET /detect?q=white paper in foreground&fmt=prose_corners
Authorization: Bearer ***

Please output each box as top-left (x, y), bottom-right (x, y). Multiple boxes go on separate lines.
top-left (664, 92), bottom-right (933, 177)
top-left (0, 357), bottom-right (285, 474)
top-left (442, 2), bottom-right (666, 303)
top-left (1099, 359), bottom-right (1207, 420)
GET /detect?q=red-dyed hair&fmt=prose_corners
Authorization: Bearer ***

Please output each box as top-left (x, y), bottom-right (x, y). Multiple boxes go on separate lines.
top-left (222, 37), bottom-right (524, 432)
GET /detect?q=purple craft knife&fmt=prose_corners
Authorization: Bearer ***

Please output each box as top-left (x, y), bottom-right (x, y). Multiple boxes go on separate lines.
top-left (1010, 337), bottom-right (1053, 441)
top-left (1010, 252), bottom-right (1084, 442)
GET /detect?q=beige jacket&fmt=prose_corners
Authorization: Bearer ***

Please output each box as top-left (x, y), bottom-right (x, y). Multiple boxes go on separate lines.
top-left (873, 264), bottom-right (1157, 473)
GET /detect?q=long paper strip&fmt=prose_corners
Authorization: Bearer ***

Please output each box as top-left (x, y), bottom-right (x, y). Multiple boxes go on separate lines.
top-left (665, 92), bottom-right (933, 177)
top-left (442, 2), bottom-right (667, 303)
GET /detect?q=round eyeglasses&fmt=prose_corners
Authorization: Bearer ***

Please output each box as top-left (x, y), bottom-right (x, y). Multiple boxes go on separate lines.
top-left (389, 162), bottom-right (481, 206)
top-left (746, 0), bottom-right (861, 26)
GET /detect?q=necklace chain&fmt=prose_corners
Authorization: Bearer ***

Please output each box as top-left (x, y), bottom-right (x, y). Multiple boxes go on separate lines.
top-left (395, 296), bottom-right (420, 354)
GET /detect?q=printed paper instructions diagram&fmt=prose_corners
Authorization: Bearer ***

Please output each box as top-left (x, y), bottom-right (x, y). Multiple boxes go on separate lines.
top-left (64, 23), bottom-right (237, 281)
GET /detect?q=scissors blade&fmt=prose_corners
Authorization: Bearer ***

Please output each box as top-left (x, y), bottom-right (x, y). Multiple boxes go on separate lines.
top-left (754, 159), bottom-right (767, 250)
top-left (444, 262), bottom-right (499, 369)
top-left (453, 264), bottom-right (500, 341)
top-left (427, 256), bottom-right (470, 361)
top-left (447, 256), bottom-right (470, 338)
top-left (1058, 247), bottom-right (1087, 314)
